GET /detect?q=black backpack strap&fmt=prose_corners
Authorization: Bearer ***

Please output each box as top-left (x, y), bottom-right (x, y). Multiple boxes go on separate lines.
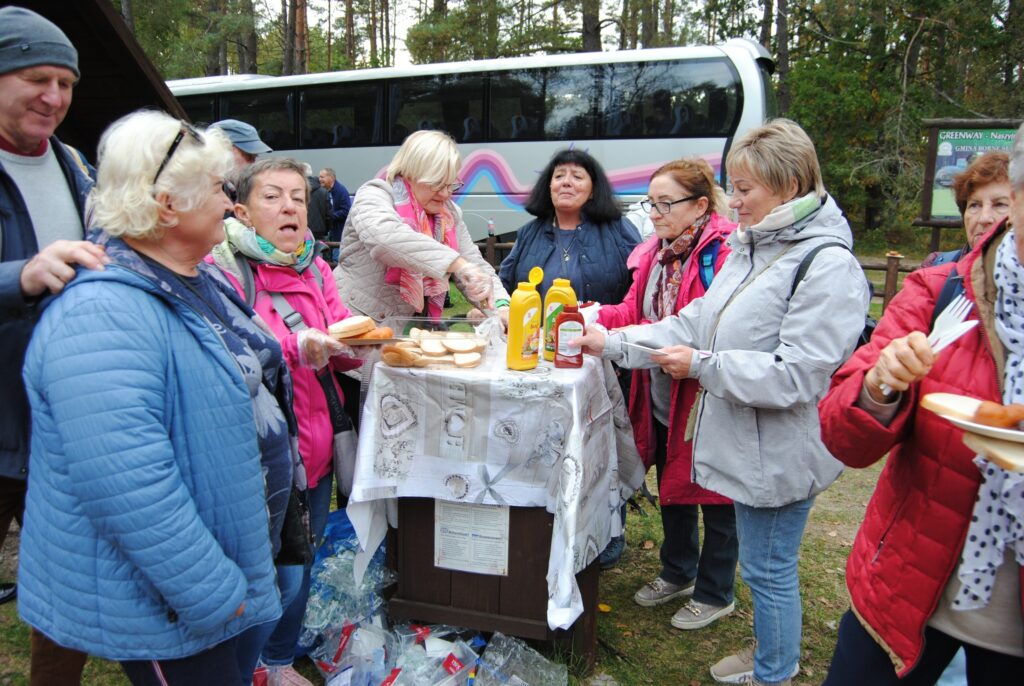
top-left (931, 265), bottom-right (965, 329)
top-left (789, 241), bottom-right (850, 299)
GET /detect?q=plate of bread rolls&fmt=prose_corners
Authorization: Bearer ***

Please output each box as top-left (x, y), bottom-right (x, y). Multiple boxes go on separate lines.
top-left (920, 392), bottom-right (1024, 443)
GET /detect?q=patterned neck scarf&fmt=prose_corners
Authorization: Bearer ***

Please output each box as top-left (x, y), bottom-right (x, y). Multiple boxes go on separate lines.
top-left (734, 191), bottom-right (821, 243)
top-left (954, 228), bottom-right (1024, 611)
top-left (651, 214), bottom-right (709, 320)
top-left (221, 216), bottom-right (317, 273)
top-left (384, 176), bottom-right (458, 319)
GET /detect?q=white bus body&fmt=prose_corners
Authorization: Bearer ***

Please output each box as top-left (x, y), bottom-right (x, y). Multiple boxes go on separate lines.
top-left (169, 39), bottom-right (775, 240)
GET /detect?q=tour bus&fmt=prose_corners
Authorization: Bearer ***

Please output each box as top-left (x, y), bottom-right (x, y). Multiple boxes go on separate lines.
top-left (169, 38), bottom-right (775, 240)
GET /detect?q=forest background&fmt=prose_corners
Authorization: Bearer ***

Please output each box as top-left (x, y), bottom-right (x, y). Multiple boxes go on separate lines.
top-left (116, 0), bottom-right (1023, 254)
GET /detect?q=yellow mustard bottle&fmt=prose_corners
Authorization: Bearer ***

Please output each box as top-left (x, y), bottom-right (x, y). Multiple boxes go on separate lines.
top-left (507, 267), bottom-right (544, 370)
top-left (542, 277), bottom-right (578, 361)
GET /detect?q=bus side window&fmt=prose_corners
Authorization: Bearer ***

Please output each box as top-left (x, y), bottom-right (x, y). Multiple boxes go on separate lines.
top-left (389, 75), bottom-right (483, 144)
top-left (299, 81), bottom-right (382, 148)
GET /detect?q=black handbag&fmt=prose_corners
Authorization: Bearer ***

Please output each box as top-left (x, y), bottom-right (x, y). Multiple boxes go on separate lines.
top-left (276, 485), bottom-right (313, 565)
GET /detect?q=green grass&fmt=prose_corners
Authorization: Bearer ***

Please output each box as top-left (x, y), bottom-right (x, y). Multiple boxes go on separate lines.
top-left (1, 462), bottom-right (883, 684)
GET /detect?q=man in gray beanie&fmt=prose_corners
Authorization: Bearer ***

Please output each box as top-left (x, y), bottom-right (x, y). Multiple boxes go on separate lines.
top-left (0, 7), bottom-right (107, 684)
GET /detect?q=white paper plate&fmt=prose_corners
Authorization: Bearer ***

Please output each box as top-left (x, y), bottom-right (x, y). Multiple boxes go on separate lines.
top-left (940, 413), bottom-right (1024, 443)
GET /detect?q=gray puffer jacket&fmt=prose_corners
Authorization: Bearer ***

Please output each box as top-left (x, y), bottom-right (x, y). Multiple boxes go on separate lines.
top-left (333, 179), bottom-right (509, 320)
top-left (605, 195), bottom-right (869, 508)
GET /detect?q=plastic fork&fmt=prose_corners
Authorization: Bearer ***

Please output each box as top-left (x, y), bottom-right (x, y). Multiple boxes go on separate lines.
top-left (879, 294), bottom-right (975, 396)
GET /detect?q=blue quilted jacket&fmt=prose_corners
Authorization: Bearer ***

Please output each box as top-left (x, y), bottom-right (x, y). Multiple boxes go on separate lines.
top-left (19, 251), bottom-right (282, 660)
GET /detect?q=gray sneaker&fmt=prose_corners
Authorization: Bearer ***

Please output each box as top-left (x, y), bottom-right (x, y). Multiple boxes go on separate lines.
top-left (709, 641), bottom-right (799, 684)
top-left (670, 599), bottom-right (735, 630)
top-left (632, 576), bottom-right (695, 607)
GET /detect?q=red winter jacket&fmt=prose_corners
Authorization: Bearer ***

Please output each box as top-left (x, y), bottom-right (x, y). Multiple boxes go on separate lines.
top-left (819, 221), bottom-right (1023, 675)
top-left (598, 213), bottom-right (734, 505)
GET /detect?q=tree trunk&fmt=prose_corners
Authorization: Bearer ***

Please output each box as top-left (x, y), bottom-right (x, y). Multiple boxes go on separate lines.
top-left (120, 0), bottom-right (135, 32)
top-left (238, 0), bottom-right (258, 73)
top-left (369, 0), bottom-right (378, 66)
top-left (295, 0), bottom-right (308, 73)
top-left (282, 0), bottom-right (294, 75)
top-left (383, 0), bottom-right (392, 65)
top-left (774, 0), bottom-right (789, 113)
top-left (433, 0), bottom-right (446, 17)
top-left (759, 0), bottom-right (773, 49)
top-left (661, 0), bottom-right (674, 44)
top-left (582, 0), bottom-right (600, 51)
top-left (345, 0), bottom-right (355, 63)
top-left (641, 0), bottom-right (656, 47)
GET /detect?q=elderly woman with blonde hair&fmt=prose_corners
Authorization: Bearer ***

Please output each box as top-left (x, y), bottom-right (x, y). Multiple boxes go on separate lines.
top-left (18, 110), bottom-right (293, 686)
top-left (333, 130), bottom-right (509, 322)
top-left (575, 119), bottom-right (869, 685)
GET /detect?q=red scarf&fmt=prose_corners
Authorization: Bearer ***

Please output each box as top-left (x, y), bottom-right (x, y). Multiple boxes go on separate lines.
top-left (651, 215), bottom-right (709, 320)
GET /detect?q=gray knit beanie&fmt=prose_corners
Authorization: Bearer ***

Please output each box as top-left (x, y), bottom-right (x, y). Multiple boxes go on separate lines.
top-left (0, 7), bottom-right (79, 78)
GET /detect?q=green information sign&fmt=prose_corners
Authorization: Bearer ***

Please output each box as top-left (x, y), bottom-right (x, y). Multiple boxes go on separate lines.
top-left (930, 128), bottom-right (1016, 218)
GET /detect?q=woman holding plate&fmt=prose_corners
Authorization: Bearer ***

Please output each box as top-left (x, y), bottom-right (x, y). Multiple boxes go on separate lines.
top-left (208, 157), bottom-right (362, 685)
top-left (817, 125), bottom-right (1024, 683)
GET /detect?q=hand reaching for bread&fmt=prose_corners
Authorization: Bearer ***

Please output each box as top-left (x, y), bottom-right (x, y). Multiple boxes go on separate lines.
top-left (296, 328), bottom-right (354, 369)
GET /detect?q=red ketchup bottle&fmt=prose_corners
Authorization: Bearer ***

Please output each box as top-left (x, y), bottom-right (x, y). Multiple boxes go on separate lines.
top-left (553, 304), bottom-right (585, 368)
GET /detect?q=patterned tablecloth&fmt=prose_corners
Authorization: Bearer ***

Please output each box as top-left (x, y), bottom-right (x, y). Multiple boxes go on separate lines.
top-left (346, 350), bottom-right (645, 629)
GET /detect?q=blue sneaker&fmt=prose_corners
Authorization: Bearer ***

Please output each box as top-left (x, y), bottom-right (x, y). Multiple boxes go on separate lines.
top-left (599, 535), bottom-right (625, 569)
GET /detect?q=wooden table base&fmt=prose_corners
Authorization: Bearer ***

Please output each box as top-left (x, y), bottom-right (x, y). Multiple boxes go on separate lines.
top-left (387, 498), bottom-right (598, 672)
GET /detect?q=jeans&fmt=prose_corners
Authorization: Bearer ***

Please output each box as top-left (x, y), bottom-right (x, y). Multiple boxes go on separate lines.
top-left (823, 610), bottom-right (1023, 685)
top-left (235, 563), bottom-right (305, 676)
top-left (328, 226), bottom-right (342, 263)
top-left (261, 473), bottom-right (334, 666)
top-left (734, 497), bottom-right (815, 685)
top-left (653, 421), bottom-right (738, 606)
top-left (121, 635), bottom-right (244, 686)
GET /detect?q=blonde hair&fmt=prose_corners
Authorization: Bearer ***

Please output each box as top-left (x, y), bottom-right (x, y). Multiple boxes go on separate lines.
top-left (87, 110), bottom-right (233, 239)
top-left (386, 130), bottom-right (461, 186)
top-left (726, 118), bottom-right (825, 199)
top-left (651, 157), bottom-right (728, 216)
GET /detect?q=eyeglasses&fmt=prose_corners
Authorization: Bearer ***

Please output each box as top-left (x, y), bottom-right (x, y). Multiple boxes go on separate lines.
top-left (152, 122), bottom-right (203, 185)
top-left (429, 180), bottom-right (464, 194)
top-left (640, 195), bottom-right (700, 215)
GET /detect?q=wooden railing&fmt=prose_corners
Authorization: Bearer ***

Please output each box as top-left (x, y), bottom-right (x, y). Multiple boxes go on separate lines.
top-left (861, 252), bottom-right (920, 313)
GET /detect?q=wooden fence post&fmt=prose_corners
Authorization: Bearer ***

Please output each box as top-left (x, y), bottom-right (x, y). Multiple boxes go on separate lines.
top-left (883, 251), bottom-right (903, 311)
top-left (485, 235), bottom-right (496, 267)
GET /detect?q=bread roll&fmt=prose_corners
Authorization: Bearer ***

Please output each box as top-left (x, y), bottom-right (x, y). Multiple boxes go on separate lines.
top-left (329, 315), bottom-right (375, 339)
top-left (453, 352), bottom-right (482, 368)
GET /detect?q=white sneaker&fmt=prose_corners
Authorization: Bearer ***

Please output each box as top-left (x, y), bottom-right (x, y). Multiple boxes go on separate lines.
top-left (709, 641), bottom-right (799, 684)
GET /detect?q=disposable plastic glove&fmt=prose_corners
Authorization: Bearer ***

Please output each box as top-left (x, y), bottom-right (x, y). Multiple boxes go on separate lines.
top-left (296, 328), bottom-right (354, 370)
top-left (451, 263), bottom-right (493, 309)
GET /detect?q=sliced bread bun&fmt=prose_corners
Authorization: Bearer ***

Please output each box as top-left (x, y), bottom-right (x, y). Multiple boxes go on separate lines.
top-left (329, 315), bottom-right (376, 339)
top-left (453, 352), bottom-right (482, 368)
top-left (381, 344), bottom-right (422, 367)
top-left (920, 393), bottom-right (982, 421)
top-left (442, 338), bottom-right (481, 353)
top-left (419, 339), bottom-right (449, 356)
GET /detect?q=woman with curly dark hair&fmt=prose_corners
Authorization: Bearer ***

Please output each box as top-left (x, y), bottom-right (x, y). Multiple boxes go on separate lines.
top-left (499, 148), bottom-right (640, 304)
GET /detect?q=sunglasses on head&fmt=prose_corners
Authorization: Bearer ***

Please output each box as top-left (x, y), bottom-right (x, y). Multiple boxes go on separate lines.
top-left (152, 122), bottom-right (203, 185)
